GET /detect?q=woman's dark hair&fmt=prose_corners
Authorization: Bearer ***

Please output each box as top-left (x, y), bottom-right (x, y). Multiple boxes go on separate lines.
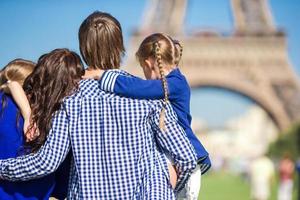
top-left (24, 48), bottom-right (84, 152)
top-left (79, 11), bottom-right (125, 69)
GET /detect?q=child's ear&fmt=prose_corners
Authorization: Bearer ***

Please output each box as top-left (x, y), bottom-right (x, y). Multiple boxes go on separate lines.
top-left (144, 59), bottom-right (153, 70)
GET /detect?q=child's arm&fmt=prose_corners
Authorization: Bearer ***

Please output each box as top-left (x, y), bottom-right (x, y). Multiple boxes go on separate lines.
top-left (99, 70), bottom-right (176, 100)
top-left (7, 81), bottom-right (31, 120)
top-left (7, 81), bottom-right (36, 141)
top-left (0, 107), bottom-right (71, 181)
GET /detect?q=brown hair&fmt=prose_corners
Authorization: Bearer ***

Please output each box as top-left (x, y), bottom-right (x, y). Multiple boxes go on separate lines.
top-left (136, 33), bottom-right (183, 130)
top-left (0, 59), bottom-right (35, 93)
top-left (79, 11), bottom-right (125, 70)
top-left (0, 59), bottom-right (35, 116)
top-left (24, 48), bottom-right (84, 152)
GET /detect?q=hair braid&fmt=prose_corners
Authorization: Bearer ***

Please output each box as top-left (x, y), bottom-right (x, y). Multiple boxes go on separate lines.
top-left (154, 41), bottom-right (169, 131)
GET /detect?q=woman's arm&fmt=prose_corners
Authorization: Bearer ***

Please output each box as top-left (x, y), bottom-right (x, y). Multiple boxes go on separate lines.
top-left (0, 107), bottom-right (71, 181)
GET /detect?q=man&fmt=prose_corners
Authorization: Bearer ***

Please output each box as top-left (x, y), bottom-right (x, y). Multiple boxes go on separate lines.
top-left (0, 12), bottom-right (196, 199)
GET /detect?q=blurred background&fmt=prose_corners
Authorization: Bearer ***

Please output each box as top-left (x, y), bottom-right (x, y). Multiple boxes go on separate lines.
top-left (1, 0), bottom-right (300, 199)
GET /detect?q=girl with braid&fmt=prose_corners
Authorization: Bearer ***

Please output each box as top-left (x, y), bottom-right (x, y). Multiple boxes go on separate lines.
top-left (84, 33), bottom-right (211, 199)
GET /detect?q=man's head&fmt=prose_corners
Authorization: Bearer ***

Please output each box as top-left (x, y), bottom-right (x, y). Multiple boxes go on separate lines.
top-left (79, 11), bottom-right (125, 70)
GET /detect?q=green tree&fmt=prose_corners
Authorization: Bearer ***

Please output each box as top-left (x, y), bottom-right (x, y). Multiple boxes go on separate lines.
top-left (268, 123), bottom-right (300, 160)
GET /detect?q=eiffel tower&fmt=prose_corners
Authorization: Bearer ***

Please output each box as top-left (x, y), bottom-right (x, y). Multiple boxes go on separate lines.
top-left (124, 0), bottom-right (300, 131)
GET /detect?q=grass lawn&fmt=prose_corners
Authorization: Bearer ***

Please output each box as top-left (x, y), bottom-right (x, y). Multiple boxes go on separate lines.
top-left (198, 171), bottom-right (298, 200)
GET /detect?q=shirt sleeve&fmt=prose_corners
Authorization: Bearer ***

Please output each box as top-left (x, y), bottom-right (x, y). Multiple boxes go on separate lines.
top-left (149, 102), bottom-right (197, 192)
top-left (99, 70), bottom-right (165, 99)
top-left (0, 106), bottom-right (71, 181)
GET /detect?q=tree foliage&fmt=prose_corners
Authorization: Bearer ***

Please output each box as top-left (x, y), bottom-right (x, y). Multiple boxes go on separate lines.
top-left (268, 123), bottom-right (300, 160)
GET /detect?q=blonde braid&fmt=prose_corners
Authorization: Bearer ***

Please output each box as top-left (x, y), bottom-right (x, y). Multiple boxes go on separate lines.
top-left (154, 41), bottom-right (169, 131)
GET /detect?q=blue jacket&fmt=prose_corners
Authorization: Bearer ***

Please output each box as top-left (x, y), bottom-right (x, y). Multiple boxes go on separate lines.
top-left (0, 91), bottom-right (68, 200)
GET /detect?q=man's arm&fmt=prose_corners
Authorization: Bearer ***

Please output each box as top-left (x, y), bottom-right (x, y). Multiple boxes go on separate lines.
top-left (150, 102), bottom-right (197, 192)
top-left (0, 106), bottom-right (71, 181)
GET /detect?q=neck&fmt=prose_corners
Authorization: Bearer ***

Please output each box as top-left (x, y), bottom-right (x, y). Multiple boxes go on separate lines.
top-left (163, 65), bottom-right (177, 76)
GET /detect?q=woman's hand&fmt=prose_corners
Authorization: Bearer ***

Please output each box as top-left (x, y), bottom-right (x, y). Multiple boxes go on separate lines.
top-left (24, 120), bottom-right (40, 142)
top-left (82, 69), bottom-right (104, 80)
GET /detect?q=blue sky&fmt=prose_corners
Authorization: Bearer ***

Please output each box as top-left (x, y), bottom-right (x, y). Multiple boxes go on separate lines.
top-left (0, 0), bottom-right (299, 127)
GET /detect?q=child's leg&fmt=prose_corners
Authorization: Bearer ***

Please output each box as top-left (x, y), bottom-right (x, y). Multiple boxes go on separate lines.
top-left (177, 165), bottom-right (201, 200)
top-left (186, 165), bottom-right (201, 200)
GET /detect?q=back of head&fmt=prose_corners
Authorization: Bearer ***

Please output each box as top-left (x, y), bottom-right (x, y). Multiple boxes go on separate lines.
top-left (79, 11), bottom-right (125, 70)
top-left (0, 59), bottom-right (35, 94)
top-left (0, 59), bottom-right (34, 118)
top-left (136, 33), bottom-right (183, 131)
top-left (135, 33), bottom-right (183, 67)
top-left (24, 48), bottom-right (84, 152)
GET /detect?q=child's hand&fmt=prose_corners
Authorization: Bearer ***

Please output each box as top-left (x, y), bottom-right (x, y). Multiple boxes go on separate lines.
top-left (82, 69), bottom-right (104, 80)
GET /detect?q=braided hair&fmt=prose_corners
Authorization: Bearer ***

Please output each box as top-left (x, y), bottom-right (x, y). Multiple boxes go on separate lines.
top-left (136, 33), bottom-right (184, 131)
top-left (154, 41), bottom-right (169, 130)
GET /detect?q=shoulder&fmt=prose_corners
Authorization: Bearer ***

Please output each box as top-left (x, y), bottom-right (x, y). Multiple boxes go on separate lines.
top-left (64, 79), bottom-right (158, 108)
top-left (167, 69), bottom-right (191, 96)
top-left (0, 91), bottom-right (15, 106)
top-left (0, 91), bottom-right (4, 102)
top-left (108, 69), bottom-right (133, 77)
top-left (0, 91), bottom-right (7, 99)
top-left (63, 79), bottom-right (102, 101)
top-left (0, 91), bottom-right (18, 116)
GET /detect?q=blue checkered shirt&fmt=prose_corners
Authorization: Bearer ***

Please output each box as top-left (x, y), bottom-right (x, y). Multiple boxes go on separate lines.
top-left (0, 79), bottom-right (197, 199)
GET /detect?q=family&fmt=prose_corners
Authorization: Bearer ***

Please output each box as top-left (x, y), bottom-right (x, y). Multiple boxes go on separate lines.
top-left (0, 11), bottom-right (210, 199)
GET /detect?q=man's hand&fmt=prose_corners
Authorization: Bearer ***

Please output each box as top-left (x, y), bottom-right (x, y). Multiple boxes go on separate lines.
top-left (168, 164), bottom-right (178, 189)
top-left (82, 69), bottom-right (104, 80)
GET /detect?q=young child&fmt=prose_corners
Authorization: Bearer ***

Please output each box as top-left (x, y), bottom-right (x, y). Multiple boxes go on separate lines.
top-left (85, 33), bottom-right (211, 199)
top-left (0, 59), bottom-right (56, 200)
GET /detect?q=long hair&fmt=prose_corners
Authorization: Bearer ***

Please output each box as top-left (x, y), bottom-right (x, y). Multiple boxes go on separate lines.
top-left (24, 48), bottom-right (84, 152)
top-left (0, 59), bottom-right (35, 116)
top-left (79, 11), bottom-right (125, 69)
top-left (136, 33), bottom-right (183, 130)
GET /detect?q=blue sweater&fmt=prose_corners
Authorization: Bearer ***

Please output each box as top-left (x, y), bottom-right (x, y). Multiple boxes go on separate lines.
top-left (100, 68), bottom-right (211, 174)
top-left (0, 91), bottom-right (68, 200)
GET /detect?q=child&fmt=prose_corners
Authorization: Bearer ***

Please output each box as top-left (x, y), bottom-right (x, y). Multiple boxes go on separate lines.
top-left (0, 59), bottom-right (56, 200)
top-left (85, 33), bottom-right (211, 199)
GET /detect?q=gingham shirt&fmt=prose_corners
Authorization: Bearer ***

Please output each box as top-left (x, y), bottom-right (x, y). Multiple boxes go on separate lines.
top-left (0, 79), bottom-right (197, 199)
